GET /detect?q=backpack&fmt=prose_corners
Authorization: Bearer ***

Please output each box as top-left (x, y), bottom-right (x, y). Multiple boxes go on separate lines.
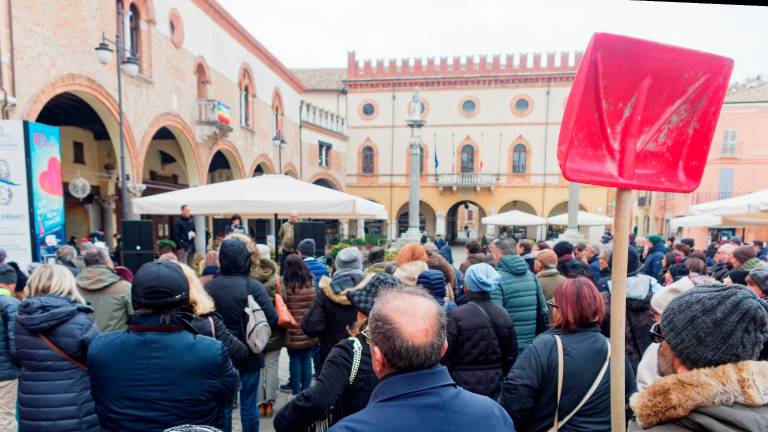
top-left (243, 282), bottom-right (272, 354)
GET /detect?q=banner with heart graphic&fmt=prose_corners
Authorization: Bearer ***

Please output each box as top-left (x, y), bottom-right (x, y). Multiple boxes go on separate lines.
top-left (27, 121), bottom-right (65, 259)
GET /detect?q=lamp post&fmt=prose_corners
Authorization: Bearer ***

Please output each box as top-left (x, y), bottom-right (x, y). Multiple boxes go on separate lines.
top-left (94, 32), bottom-right (139, 221)
top-left (403, 88), bottom-right (426, 243)
top-left (273, 132), bottom-right (287, 173)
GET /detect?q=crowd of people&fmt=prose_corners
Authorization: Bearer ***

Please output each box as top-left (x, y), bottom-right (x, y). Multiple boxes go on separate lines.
top-left (0, 222), bottom-right (766, 431)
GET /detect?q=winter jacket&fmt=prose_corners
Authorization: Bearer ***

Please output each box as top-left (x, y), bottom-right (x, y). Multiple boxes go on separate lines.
top-left (589, 256), bottom-right (602, 284)
top-left (600, 274), bottom-right (659, 373)
top-left (15, 296), bottom-right (100, 432)
top-left (537, 268), bottom-right (565, 300)
top-left (173, 216), bottom-right (196, 251)
top-left (302, 273), bottom-right (363, 368)
top-left (740, 257), bottom-right (766, 272)
top-left (57, 259), bottom-right (81, 276)
top-left (330, 365), bottom-right (515, 432)
top-left (88, 312), bottom-right (239, 431)
top-left (224, 223), bottom-right (246, 235)
top-left (189, 311), bottom-right (250, 370)
top-left (199, 265), bottom-right (218, 286)
top-left (443, 293), bottom-right (517, 399)
top-left (629, 361), bottom-right (768, 431)
top-left (492, 255), bottom-right (548, 352)
top-left (501, 327), bottom-right (636, 432)
top-left (304, 257), bottom-right (329, 291)
top-left (459, 253), bottom-right (491, 274)
top-left (252, 258), bottom-right (286, 352)
top-left (274, 334), bottom-right (377, 431)
top-left (364, 261), bottom-right (388, 274)
top-left (522, 253), bottom-right (536, 272)
top-left (712, 261), bottom-right (733, 282)
top-left (642, 244), bottom-right (666, 281)
top-left (557, 254), bottom-right (594, 281)
top-left (636, 343), bottom-right (659, 392)
top-left (76, 264), bottom-right (133, 333)
top-left (204, 239), bottom-right (277, 372)
top-left (284, 279), bottom-right (318, 350)
top-left (0, 289), bottom-right (19, 381)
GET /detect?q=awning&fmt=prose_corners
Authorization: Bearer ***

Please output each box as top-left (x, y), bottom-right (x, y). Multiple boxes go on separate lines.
top-left (547, 211), bottom-right (614, 226)
top-left (690, 189), bottom-right (768, 216)
top-left (481, 210), bottom-right (546, 226)
top-left (670, 214), bottom-right (722, 229)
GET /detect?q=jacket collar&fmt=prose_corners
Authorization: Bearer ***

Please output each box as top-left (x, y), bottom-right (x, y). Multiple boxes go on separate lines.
top-left (369, 365), bottom-right (456, 405)
top-left (538, 268), bottom-right (561, 278)
top-left (630, 360), bottom-right (768, 429)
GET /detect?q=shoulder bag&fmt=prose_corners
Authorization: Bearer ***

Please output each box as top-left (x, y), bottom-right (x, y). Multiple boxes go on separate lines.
top-left (309, 335), bottom-right (363, 432)
top-left (38, 333), bottom-right (87, 370)
top-left (276, 277), bottom-right (299, 329)
top-left (548, 335), bottom-right (611, 431)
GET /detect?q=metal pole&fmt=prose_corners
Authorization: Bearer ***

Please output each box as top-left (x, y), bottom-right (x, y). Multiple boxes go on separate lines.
top-left (610, 188), bottom-right (632, 431)
top-left (279, 142), bottom-right (283, 173)
top-left (115, 32), bottom-right (129, 221)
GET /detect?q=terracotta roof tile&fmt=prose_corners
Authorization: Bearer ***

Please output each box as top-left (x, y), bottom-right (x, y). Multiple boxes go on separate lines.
top-left (291, 68), bottom-right (347, 90)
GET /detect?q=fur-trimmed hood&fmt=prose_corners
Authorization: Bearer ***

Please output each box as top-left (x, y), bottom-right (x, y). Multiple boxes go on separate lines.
top-left (319, 272), bottom-right (368, 306)
top-left (630, 360), bottom-right (768, 429)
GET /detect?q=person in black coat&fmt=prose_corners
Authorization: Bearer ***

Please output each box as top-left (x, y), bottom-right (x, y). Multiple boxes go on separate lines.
top-left (204, 238), bottom-right (277, 432)
top-left (274, 273), bottom-right (402, 431)
top-left (500, 277), bottom-right (636, 432)
top-left (443, 263), bottom-right (517, 399)
top-left (173, 205), bottom-right (197, 267)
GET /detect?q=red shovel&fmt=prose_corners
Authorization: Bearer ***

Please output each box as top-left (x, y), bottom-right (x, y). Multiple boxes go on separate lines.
top-left (559, 33), bottom-right (732, 430)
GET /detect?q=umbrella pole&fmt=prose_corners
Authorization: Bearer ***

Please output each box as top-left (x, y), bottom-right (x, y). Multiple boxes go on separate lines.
top-left (274, 213), bottom-right (279, 262)
top-left (610, 188), bottom-right (631, 431)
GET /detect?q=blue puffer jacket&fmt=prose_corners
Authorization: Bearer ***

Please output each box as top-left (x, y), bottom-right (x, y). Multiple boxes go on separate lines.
top-left (642, 244), bottom-right (666, 281)
top-left (0, 290), bottom-right (19, 381)
top-left (15, 295), bottom-right (100, 432)
top-left (491, 255), bottom-right (548, 352)
top-left (88, 313), bottom-right (239, 431)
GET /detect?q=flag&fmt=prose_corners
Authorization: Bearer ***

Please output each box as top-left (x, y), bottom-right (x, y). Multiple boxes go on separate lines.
top-left (451, 133), bottom-right (456, 174)
top-left (434, 142), bottom-right (439, 170)
top-left (480, 160), bottom-right (484, 173)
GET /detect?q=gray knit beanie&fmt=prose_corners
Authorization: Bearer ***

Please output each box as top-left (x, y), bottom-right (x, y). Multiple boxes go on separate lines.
top-left (335, 247), bottom-right (362, 272)
top-left (662, 284), bottom-right (768, 370)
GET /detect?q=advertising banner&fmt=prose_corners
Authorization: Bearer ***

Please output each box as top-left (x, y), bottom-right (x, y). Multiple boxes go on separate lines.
top-left (0, 120), bottom-right (33, 268)
top-left (26, 121), bottom-right (65, 261)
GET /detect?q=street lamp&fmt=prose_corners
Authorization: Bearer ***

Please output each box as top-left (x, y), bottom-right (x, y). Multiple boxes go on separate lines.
top-left (273, 132), bottom-right (286, 173)
top-left (94, 32), bottom-right (139, 221)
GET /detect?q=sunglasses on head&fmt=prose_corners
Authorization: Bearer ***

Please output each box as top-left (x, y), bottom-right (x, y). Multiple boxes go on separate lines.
top-left (649, 322), bottom-right (665, 344)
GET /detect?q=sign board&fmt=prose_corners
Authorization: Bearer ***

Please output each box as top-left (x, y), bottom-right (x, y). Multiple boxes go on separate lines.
top-left (0, 121), bottom-right (33, 269)
top-left (559, 33), bottom-right (733, 192)
top-left (27, 122), bottom-right (65, 261)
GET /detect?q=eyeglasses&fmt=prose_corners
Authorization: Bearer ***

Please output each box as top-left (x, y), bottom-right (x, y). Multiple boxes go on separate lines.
top-left (649, 322), bottom-right (665, 344)
top-left (361, 328), bottom-right (375, 346)
top-left (546, 299), bottom-right (559, 309)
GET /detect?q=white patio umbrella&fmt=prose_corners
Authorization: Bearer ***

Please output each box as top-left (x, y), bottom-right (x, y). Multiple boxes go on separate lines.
top-left (481, 210), bottom-right (546, 226)
top-left (690, 189), bottom-right (768, 216)
top-left (547, 211), bottom-right (614, 226)
top-left (669, 214), bottom-right (722, 229)
top-left (132, 174), bottom-right (387, 219)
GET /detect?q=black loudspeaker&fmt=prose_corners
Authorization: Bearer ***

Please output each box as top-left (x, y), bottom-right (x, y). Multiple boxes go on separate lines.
top-left (121, 220), bottom-right (155, 273)
top-left (295, 222), bottom-right (326, 257)
top-left (122, 220), bottom-right (153, 251)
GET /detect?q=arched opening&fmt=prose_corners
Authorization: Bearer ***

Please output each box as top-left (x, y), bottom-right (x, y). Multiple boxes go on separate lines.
top-left (460, 144), bottom-right (474, 174)
top-left (447, 200), bottom-right (487, 244)
top-left (239, 65), bottom-right (254, 128)
top-left (207, 149), bottom-right (243, 246)
top-left (396, 201), bottom-right (437, 237)
top-left (498, 200), bottom-right (539, 240)
top-left (36, 91), bottom-right (123, 248)
top-left (312, 178), bottom-right (336, 189)
top-left (253, 162), bottom-right (272, 176)
top-left (195, 60), bottom-right (209, 99)
top-left (547, 201), bottom-right (588, 240)
top-left (361, 146), bottom-right (374, 175)
top-left (512, 144), bottom-right (527, 174)
top-left (127, 4), bottom-right (141, 60)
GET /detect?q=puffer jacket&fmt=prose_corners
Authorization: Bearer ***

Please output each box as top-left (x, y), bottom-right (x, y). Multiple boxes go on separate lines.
top-left (302, 271), bottom-right (364, 368)
top-left (0, 289), bottom-right (19, 381)
top-left (188, 311), bottom-right (250, 370)
top-left (284, 279), bottom-right (318, 350)
top-left (15, 296), bottom-right (100, 432)
top-left (600, 274), bottom-right (658, 373)
top-left (88, 312), bottom-right (238, 431)
top-left (304, 257), bottom-right (329, 292)
top-left (642, 244), bottom-right (666, 281)
top-left (492, 255), bottom-right (548, 352)
top-left (76, 264), bottom-right (133, 333)
top-left (442, 293), bottom-right (517, 399)
top-left (204, 239), bottom-right (277, 372)
top-left (252, 258), bottom-right (286, 352)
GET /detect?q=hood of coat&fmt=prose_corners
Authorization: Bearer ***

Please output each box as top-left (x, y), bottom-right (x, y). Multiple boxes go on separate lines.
top-left (16, 295), bottom-right (92, 333)
top-left (741, 258), bottom-right (766, 272)
top-left (219, 239), bottom-right (251, 276)
top-left (496, 255), bottom-right (530, 276)
top-left (630, 360), bottom-right (768, 429)
top-left (365, 261), bottom-right (389, 274)
top-left (75, 265), bottom-right (121, 291)
top-left (537, 268), bottom-right (562, 279)
top-left (608, 274), bottom-right (655, 300)
top-left (251, 258), bottom-right (277, 283)
top-left (320, 274), bottom-right (365, 306)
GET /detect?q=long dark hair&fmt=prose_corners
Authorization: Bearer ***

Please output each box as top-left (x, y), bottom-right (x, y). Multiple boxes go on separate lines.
top-left (282, 254), bottom-right (313, 293)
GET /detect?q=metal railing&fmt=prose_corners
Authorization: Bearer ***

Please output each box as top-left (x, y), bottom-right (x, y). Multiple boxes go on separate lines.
top-left (436, 173), bottom-right (496, 189)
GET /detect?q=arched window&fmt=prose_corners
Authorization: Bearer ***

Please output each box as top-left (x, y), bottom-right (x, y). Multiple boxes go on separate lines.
top-left (362, 146), bottom-right (375, 175)
top-left (513, 144), bottom-right (527, 174)
top-left (240, 84), bottom-right (250, 126)
top-left (195, 63), bottom-right (208, 99)
top-left (127, 4), bottom-right (140, 59)
top-left (460, 144), bottom-right (474, 174)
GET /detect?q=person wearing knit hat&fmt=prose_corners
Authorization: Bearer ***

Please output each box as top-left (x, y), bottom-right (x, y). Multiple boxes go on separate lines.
top-left (732, 245), bottom-right (765, 272)
top-left (642, 235), bottom-right (667, 282)
top-left (535, 249), bottom-right (565, 300)
top-left (416, 270), bottom-right (447, 306)
top-left (747, 268), bottom-right (768, 299)
top-left (297, 239), bottom-right (328, 292)
top-left (552, 241), bottom-right (573, 258)
top-left (347, 272), bottom-right (403, 317)
top-left (629, 285), bottom-right (768, 430)
top-left (443, 263), bottom-right (517, 399)
top-left (725, 269), bottom-right (749, 286)
top-left (0, 264), bottom-right (16, 287)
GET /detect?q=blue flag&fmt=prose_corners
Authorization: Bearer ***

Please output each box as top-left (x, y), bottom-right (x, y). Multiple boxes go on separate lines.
top-left (434, 145), bottom-right (439, 170)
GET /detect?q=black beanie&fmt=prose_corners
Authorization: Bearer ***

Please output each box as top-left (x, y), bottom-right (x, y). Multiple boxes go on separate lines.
top-left (553, 241), bottom-right (573, 258)
top-left (608, 246), bottom-right (640, 276)
top-left (662, 284), bottom-right (768, 370)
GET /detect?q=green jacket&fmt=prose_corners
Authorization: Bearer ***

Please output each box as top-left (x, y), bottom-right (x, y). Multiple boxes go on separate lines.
top-left (75, 265), bottom-right (132, 333)
top-left (491, 255), bottom-right (547, 352)
top-left (536, 268), bottom-right (565, 300)
top-left (252, 258), bottom-right (286, 351)
top-left (740, 258), bottom-right (766, 272)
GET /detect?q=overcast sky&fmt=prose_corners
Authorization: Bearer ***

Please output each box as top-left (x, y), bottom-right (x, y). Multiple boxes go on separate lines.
top-left (219, 0), bottom-right (767, 83)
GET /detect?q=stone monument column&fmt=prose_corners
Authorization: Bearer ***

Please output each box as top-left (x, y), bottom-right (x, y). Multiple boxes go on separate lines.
top-left (96, 195), bottom-right (118, 249)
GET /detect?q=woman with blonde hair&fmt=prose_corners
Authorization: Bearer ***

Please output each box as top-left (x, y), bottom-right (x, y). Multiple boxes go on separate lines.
top-left (176, 263), bottom-right (250, 369)
top-left (15, 264), bottom-right (100, 431)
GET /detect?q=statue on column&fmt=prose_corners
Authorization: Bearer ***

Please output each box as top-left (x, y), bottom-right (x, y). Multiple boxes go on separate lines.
top-left (409, 88), bottom-right (423, 124)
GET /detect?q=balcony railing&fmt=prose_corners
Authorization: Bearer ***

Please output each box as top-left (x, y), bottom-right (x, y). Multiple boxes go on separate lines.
top-left (638, 196), bottom-right (650, 207)
top-left (437, 173), bottom-right (496, 191)
top-left (196, 99), bottom-right (232, 144)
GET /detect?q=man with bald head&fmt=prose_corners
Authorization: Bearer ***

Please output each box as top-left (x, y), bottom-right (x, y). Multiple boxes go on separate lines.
top-left (329, 287), bottom-right (514, 431)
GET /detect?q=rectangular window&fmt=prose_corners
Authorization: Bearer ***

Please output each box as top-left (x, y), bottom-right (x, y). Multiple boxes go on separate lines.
top-left (319, 141), bottom-right (332, 168)
top-left (717, 168), bottom-right (735, 200)
top-left (721, 129), bottom-right (737, 156)
top-left (73, 141), bottom-right (85, 164)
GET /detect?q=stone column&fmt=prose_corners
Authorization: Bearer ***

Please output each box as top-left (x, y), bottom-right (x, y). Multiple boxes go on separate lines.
top-left (405, 132), bottom-right (422, 243)
top-left (96, 195), bottom-right (118, 249)
top-left (389, 220), bottom-right (398, 241)
top-left (340, 219), bottom-right (349, 240)
top-left (194, 215), bottom-right (206, 256)
top-left (356, 219), bottom-right (365, 239)
top-left (126, 183), bottom-right (147, 220)
top-left (435, 212), bottom-right (447, 237)
top-left (558, 181), bottom-right (585, 242)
